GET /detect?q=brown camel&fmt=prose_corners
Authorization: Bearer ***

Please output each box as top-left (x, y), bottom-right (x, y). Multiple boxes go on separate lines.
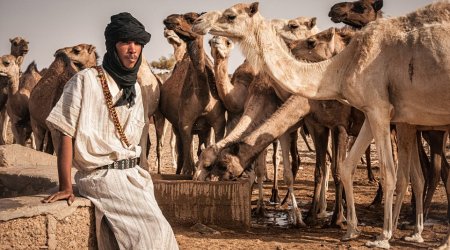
top-left (0, 37), bottom-right (30, 145)
top-left (162, 12), bottom-right (226, 175)
top-left (193, 2), bottom-right (450, 248)
top-left (29, 44), bottom-right (98, 154)
top-left (328, 0), bottom-right (383, 29)
top-left (161, 28), bottom-right (187, 170)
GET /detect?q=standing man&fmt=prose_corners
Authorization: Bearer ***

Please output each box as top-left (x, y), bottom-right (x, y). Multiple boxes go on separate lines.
top-left (43, 12), bottom-right (178, 250)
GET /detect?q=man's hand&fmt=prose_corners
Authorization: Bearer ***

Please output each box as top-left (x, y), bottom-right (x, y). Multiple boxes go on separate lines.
top-left (42, 189), bottom-right (75, 205)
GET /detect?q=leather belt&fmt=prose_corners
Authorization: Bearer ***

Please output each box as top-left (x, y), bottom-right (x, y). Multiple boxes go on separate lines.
top-left (100, 157), bottom-right (140, 170)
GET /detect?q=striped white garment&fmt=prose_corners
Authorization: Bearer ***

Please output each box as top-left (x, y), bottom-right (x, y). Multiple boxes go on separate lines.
top-left (47, 67), bottom-right (179, 250)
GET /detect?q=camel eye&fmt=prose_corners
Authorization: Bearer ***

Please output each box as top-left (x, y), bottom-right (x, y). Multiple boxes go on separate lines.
top-left (3, 60), bottom-right (10, 67)
top-left (73, 47), bottom-right (81, 54)
top-left (226, 40), bottom-right (231, 46)
top-left (352, 3), bottom-right (366, 14)
top-left (289, 23), bottom-right (299, 29)
top-left (227, 15), bottom-right (236, 21)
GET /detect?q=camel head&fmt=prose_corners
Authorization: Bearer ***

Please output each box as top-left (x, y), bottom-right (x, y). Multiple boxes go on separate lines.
top-left (192, 2), bottom-right (261, 41)
top-left (271, 17), bottom-right (319, 44)
top-left (208, 144), bottom-right (246, 181)
top-left (328, 0), bottom-right (383, 29)
top-left (9, 37), bottom-right (29, 57)
top-left (54, 44), bottom-right (98, 71)
top-left (0, 55), bottom-right (22, 80)
top-left (163, 12), bottom-right (203, 42)
top-left (163, 28), bottom-right (183, 47)
top-left (209, 36), bottom-right (234, 60)
top-left (290, 27), bottom-right (355, 62)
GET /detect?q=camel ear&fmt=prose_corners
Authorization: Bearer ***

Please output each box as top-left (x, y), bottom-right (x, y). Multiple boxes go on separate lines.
top-left (308, 17), bottom-right (317, 30)
top-left (88, 45), bottom-right (96, 54)
top-left (248, 2), bottom-right (259, 17)
top-left (9, 38), bottom-right (13, 43)
top-left (15, 56), bottom-right (24, 66)
top-left (372, 0), bottom-right (383, 12)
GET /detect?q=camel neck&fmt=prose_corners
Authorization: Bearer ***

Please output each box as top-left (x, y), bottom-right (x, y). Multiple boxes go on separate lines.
top-left (7, 74), bottom-right (20, 95)
top-left (186, 36), bottom-right (206, 74)
top-left (240, 16), bottom-right (342, 100)
top-left (173, 44), bottom-right (186, 62)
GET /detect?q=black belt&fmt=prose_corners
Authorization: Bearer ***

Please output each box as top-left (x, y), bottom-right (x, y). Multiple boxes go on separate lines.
top-left (100, 157), bottom-right (140, 170)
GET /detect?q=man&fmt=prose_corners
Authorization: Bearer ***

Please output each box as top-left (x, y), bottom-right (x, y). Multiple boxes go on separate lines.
top-left (42, 12), bottom-right (178, 250)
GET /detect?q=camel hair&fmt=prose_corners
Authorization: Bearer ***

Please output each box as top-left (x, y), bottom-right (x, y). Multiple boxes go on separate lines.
top-left (0, 37), bottom-right (30, 145)
top-left (196, 17), bottom-right (318, 227)
top-left (29, 44), bottom-right (98, 155)
top-left (161, 28), bottom-right (186, 170)
top-left (330, 0), bottom-right (450, 225)
top-left (162, 12), bottom-right (226, 175)
top-left (0, 55), bottom-right (32, 146)
top-left (192, 2), bottom-right (450, 248)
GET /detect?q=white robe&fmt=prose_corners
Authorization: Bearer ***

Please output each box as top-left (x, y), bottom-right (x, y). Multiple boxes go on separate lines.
top-left (47, 67), bottom-right (178, 250)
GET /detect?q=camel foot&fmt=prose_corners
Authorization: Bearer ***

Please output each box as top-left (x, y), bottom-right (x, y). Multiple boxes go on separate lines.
top-left (304, 214), bottom-right (318, 227)
top-left (269, 188), bottom-right (280, 204)
top-left (365, 239), bottom-right (390, 249)
top-left (436, 238), bottom-right (450, 250)
top-left (252, 205), bottom-right (266, 218)
top-left (317, 211), bottom-right (329, 219)
top-left (327, 221), bottom-right (346, 230)
top-left (341, 229), bottom-right (360, 242)
top-left (404, 233), bottom-right (424, 243)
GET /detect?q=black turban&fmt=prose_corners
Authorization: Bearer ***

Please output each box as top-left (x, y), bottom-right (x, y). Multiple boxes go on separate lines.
top-left (102, 12), bottom-right (151, 107)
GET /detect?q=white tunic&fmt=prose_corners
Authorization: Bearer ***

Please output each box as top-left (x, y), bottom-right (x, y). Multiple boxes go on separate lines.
top-left (46, 67), bottom-right (178, 250)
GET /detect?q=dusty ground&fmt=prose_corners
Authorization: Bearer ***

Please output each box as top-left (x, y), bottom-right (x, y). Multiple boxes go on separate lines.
top-left (146, 124), bottom-right (450, 250)
top-left (6, 122), bottom-right (449, 249)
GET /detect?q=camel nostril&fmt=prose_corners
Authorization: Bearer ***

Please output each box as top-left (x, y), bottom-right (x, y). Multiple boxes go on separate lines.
top-left (307, 39), bottom-right (316, 49)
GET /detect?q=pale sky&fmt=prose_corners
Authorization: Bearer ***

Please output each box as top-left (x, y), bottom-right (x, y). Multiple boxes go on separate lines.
top-left (0, 0), bottom-right (436, 72)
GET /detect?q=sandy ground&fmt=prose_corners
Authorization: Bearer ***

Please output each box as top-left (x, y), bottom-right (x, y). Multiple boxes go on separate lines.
top-left (144, 124), bottom-right (450, 250)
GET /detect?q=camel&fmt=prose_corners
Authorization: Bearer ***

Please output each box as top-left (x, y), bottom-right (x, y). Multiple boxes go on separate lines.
top-left (0, 54), bottom-right (32, 146)
top-left (328, 0), bottom-right (383, 29)
top-left (192, 2), bottom-right (450, 248)
top-left (161, 28), bottom-right (187, 169)
top-left (330, 0), bottom-right (450, 225)
top-left (29, 44), bottom-right (98, 154)
top-left (0, 37), bottom-right (30, 145)
top-left (162, 12), bottom-right (226, 175)
top-left (196, 17), bottom-right (319, 227)
top-left (6, 61), bottom-right (42, 146)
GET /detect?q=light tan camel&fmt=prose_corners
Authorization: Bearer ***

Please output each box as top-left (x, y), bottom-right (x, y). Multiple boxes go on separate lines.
top-left (29, 44), bottom-right (98, 154)
top-left (162, 12), bottom-right (226, 175)
top-left (6, 61), bottom-right (42, 146)
top-left (196, 17), bottom-right (319, 227)
top-left (193, 2), bottom-right (450, 248)
top-left (0, 55), bottom-right (32, 146)
top-left (0, 37), bottom-right (30, 145)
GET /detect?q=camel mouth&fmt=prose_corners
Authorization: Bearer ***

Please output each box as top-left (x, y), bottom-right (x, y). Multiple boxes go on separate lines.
top-left (192, 25), bottom-right (210, 35)
top-left (73, 61), bottom-right (85, 71)
top-left (0, 72), bottom-right (7, 77)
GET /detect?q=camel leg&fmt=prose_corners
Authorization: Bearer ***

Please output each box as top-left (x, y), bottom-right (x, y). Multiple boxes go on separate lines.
top-left (290, 130), bottom-right (301, 179)
top-left (328, 125), bottom-right (346, 229)
top-left (279, 133), bottom-right (306, 227)
top-left (437, 158), bottom-right (450, 250)
top-left (170, 127), bottom-right (177, 169)
top-left (153, 113), bottom-right (166, 173)
top-left (341, 120), bottom-right (373, 242)
top-left (0, 108), bottom-right (8, 144)
top-left (253, 150), bottom-right (267, 217)
top-left (300, 125), bottom-right (314, 152)
top-left (423, 131), bottom-right (446, 219)
top-left (364, 111), bottom-right (396, 249)
top-left (173, 128), bottom-right (183, 174)
top-left (270, 140), bottom-right (280, 204)
top-left (178, 120), bottom-right (195, 175)
top-left (365, 146), bottom-right (376, 182)
top-left (139, 122), bottom-right (150, 171)
top-left (317, 161), bottom-right (330, 219)
top-left (405, 128), bottom-right (425, 243)
top-left (305, 120), bottom-right (329, 226)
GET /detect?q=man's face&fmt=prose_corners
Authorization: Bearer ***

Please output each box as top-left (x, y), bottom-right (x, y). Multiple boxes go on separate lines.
top-left (115, 41), bottom-right (142, 68)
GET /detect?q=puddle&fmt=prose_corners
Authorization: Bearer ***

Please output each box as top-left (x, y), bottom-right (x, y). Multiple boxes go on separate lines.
top-left (252, 209), bottom-right (290, 229)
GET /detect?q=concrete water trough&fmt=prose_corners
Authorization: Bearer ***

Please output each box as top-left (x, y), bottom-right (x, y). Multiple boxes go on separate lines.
top-left (0, 145), bottom-right (251, 248)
